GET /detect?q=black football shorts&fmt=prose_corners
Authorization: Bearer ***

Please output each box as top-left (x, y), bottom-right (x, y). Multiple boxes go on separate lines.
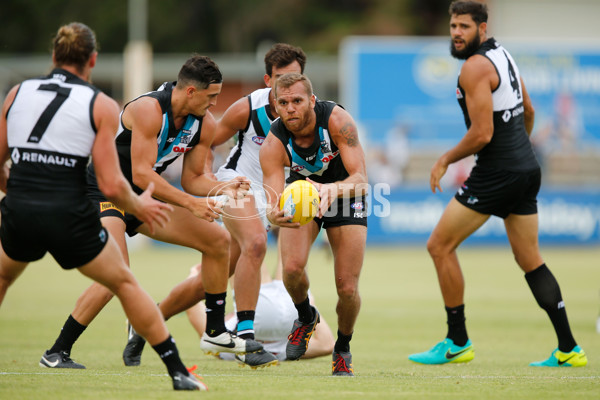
top-left (0, 197), bottom-right (108, 269)
top-left (86, 171), bottom-right (143, 237)
top-left (455, 165), bottom-right (541, 219)
top-left (314, 196), bottom-right (368, 230)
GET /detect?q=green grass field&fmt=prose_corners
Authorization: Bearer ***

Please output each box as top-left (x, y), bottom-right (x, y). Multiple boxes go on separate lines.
top-left (1, 244), bottom-right (599, 399)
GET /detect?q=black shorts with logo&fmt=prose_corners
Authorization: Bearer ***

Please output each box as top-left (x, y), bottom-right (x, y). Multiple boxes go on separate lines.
top-left (0, 197), bottom-right (108, 270)
top-left (313, 196), bottom-right (368, 230)
top-left (86, 172), bottom-right (143, 237)
top-left (455, 165), bottom-right (541, 219)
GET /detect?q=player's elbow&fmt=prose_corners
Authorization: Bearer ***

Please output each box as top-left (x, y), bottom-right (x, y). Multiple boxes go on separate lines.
top-left (524, 103), bottom-right (535, 122)
top-left (474, 124), bottom-right (493, 146)
top-left (131, 167), bottom-right (151, 192)
top-left (98, 176), bottom-right (128, 202)
top-left (180, 181), bottom-right (192, 194)
top-left (180, 174), bottom-right (197, 194)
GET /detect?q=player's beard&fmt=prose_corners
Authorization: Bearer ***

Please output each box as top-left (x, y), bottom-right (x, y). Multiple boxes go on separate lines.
top-left (450, 34), bottom-right (481, 60)
top-left (283, 106), bottom-right (312, 132)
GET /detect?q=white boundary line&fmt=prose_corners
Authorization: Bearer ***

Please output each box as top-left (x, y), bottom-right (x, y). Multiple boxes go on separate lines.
top-left (1, 371), bottom-right (599, 379)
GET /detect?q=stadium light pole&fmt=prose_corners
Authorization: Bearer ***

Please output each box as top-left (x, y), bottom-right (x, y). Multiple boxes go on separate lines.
top-left (124, 0), bottom-right (152, 103)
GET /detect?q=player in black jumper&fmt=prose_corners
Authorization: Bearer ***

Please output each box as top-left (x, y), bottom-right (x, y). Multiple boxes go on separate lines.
top-left (408, 1), bottom-right (586, 368)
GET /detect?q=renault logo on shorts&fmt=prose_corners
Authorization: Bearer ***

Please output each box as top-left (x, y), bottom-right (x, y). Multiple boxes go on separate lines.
top-left (11, 148), bottom-right (20, 164)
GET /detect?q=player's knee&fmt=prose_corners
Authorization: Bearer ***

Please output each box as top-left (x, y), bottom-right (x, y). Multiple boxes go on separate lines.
top-left (336, 281), bottom-right (359, 301)
top-left (108, 276), bottom-right (138, 298)
top-left (426, 237), bottom-right (440, 257)
top-left (241, 233), bottom-right (267, 262)
top-left (283, 260), bottom-right (305, 280)
top-left (202, 228), bottom-right (231, 258)
top-left (426, 235), bottom-right (451, 260)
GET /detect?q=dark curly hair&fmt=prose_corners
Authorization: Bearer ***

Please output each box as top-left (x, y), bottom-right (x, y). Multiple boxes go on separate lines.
top-left (449, 1), bottom-right (488, 25)
top-left (178, 54), bottom-right (223, 89)
top-left (264, 43), bottom-right (307, 77)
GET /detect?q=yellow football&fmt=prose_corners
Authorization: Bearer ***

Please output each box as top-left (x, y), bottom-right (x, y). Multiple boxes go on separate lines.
top-left (279, 180), bottom-right (320, 225)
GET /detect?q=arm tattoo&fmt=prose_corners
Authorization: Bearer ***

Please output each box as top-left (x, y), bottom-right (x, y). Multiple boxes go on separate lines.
top-left (340, 122), bottom-right (358, 147)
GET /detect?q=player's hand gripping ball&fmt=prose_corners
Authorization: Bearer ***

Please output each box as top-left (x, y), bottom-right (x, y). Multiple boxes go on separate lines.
top-left (279, 180), bottom-right (320, 225)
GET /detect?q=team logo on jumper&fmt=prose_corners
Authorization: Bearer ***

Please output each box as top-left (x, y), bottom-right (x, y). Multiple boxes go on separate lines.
top-left (100, 202), bottom-right (125, 216)
top-left (252, 136), bottom-right (265, 145)
top-left (291, 165), bottom-right (305, 172)
top-left (320, 140), bottom-right (331, 154)
top-left (179, 134), bottom-right (192, 144)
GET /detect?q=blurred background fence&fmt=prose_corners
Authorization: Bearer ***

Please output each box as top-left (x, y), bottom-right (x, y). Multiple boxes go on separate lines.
top-left (1, 0), bottom-right (598, 245)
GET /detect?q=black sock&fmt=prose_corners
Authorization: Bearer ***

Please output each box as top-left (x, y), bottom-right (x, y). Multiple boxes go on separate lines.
top-left (294, 296), bottom-right (314, 324)
top-left (334, 330), bottom-right (353, 353)
top-left (525, 264), bottom-right (577, 352)
top-left (152, 335), bottom-right (188, 377)
top-left (445, 305), bottom-right (468, 347)
top-left (48, 315), bottom-right (87, 355)
top-left (204, 292), bottom-right (227, 337)
top-left (236, 310), bottom-right (255, 340)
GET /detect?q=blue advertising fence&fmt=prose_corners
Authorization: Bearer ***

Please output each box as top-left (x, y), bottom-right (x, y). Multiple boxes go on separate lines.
top-left (366, 186), bottom-right (600, 245)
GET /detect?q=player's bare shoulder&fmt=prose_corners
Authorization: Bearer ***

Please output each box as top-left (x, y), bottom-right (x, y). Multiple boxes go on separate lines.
top-left (260, 130), bottom-right (289, 167)
top-left (94, 92), bottom-right (120, 116)
top-left (225, 96), bottom-right (251, 121)
top-left (122, 95), bottom-right (162, 130)
top-left (91, 92), bottom-right (120, 131)
top-left (329, 105), bottom-right (360, 148)
top-left (460, 54), bottom-right (497, 90)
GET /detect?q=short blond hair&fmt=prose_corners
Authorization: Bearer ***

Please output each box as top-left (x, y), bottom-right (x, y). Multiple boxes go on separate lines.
top-left (273, 73), bottom-right (313, 98)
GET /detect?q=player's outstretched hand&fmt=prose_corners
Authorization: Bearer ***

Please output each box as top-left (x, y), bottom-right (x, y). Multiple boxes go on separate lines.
top-left (135, 182), bottom-right (174, 234)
